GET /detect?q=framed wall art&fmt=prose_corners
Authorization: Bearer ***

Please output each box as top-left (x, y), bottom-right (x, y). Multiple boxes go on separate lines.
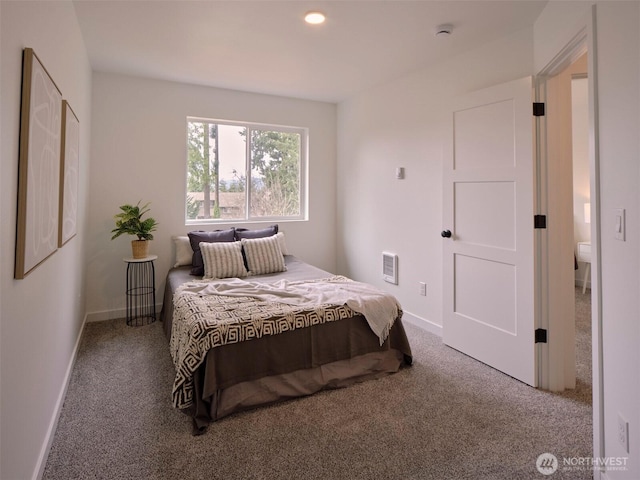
top-left (15, 48), bottom-right (63, 279)
top-left (59, 100), bottom-right (80, 247)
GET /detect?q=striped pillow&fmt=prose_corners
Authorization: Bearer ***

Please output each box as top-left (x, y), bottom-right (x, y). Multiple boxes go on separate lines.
top-left (200, 241), bottom-right (247, 279)
top-left (241, 235), bottom-right (286, 275)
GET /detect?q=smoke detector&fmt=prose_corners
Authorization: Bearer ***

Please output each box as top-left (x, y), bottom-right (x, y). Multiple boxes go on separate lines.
top-left (435, 24), bottom-right (453, 37)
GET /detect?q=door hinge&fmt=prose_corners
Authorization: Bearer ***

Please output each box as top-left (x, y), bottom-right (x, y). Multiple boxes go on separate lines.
top-left (535, 328), bottom-right (548, 344)
top-left (533, 102), bottom-right (545, 117)
top-left (534, 215), bottom-right (547, 229)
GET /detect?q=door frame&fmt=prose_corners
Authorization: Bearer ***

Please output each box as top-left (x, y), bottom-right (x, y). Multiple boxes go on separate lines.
top-left (534, 39), bottom-right (586, 392)
top-left (534, 5), bottom-right (603, 473)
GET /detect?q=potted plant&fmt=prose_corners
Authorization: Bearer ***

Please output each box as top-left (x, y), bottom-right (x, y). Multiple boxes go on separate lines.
top-left (111, 201), bottom-right (158, 259)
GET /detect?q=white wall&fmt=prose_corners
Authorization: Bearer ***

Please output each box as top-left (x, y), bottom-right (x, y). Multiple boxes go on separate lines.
top-left (595, 3), bottom-right (640, 478)
top-left (535, 2), bottom-right (640, 478)
top-left (86, 73), bottom-right (336, 319)
top-left (336, 27), bottom-right (534, 333)
top-left (0, 2), bottom-right (92, 479)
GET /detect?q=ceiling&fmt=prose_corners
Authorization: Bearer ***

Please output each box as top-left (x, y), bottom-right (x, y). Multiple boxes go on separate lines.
top-left (73, 0), bottom-right (547, 103)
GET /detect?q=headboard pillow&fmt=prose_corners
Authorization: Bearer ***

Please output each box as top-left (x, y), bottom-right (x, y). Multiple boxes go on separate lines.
top-left (241, 235), bottom-right (286, 275)
top-left (173, 236), bottom-right (193, 268)
top-left (234, 224), bottom-right (278, 240)
top-left (275, 232), bottom-right (289, 255)
top-left (200, 241), bottom-right (248, 279)
top-left (188, 228), bottom-right (236, 276)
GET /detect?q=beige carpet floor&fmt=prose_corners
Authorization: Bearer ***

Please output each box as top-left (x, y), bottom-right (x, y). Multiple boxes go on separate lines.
top-left (42, 289), bottom-right (592, 479)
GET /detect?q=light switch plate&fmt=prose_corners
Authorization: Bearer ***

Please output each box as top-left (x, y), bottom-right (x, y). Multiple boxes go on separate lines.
top-left (618, 412), bottom-right (629, 453)
top-left (614, 208), bottom-right (625, 241)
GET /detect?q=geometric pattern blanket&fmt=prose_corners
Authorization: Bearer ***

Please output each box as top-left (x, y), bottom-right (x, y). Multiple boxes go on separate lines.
top-left (169, 275), bottom-right (400, 410)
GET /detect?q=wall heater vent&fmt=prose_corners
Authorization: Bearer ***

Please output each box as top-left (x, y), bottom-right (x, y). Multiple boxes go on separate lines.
top-left (382, 252), bottom-right (398, 285)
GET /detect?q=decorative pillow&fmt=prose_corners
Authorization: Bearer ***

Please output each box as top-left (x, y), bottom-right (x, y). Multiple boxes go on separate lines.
top-left (173, 236), bottom-right (192, 268)
top-left (188, 228), bottom-right (235, 276)
top-left (241, 235), bottom-right (286, 275)
top-left (234, 224), bottom-right (278, 240)
top-left (275, 232), bottom-right (289, 255)
top-left (200, 241), bottom-right (247, 279)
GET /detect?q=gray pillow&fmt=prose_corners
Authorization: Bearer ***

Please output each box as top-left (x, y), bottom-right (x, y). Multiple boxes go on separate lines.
top-left (188, 228), bottom-right (235, 276)
top-left (234, 224), bottom-right (278, 240)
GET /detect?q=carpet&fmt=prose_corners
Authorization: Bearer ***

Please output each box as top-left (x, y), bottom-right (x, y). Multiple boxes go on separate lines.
top-left (43, 290), bottom-right (592, 480)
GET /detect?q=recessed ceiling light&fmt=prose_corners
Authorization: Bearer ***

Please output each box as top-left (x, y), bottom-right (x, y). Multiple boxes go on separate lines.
top-left (305, 11), bottom-right (326, 25)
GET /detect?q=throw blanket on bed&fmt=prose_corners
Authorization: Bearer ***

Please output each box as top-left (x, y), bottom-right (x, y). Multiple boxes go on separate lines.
top-left (170, 275), bottom-right (401, 409)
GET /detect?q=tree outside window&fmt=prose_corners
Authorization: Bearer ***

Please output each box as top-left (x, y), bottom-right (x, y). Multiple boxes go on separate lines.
top-left (186, 118), bottom-right (306, 222)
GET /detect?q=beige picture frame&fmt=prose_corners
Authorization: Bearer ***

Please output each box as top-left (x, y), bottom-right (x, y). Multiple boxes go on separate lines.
top-left (59, 100), bottom-right (80, 247)
top-left (15, 48), bottom-right (63, 279)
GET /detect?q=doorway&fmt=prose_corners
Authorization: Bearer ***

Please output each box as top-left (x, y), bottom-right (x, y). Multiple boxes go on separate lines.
top-left (542, 52), bottom-right (591, 397)
top-left (536, 22), bottom-right (601, 464)
top-left (570, 65), bottom-right (593, 404)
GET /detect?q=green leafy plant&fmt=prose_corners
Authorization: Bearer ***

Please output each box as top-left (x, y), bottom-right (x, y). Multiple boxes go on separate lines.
top-left (111, 201), bottom-right (158, 241)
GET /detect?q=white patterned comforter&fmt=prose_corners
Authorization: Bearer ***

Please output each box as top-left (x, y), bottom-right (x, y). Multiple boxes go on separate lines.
top-left (170, 275), bottom-right (400, 409)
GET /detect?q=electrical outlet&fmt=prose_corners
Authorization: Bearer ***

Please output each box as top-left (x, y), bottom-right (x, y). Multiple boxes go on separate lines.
top-left (419, 282), bottom-right (427, 297)
top-left (618, 413), bottom-right (629, 453)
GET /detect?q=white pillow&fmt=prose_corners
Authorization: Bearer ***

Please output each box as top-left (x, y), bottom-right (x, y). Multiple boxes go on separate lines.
top-left (173, 236), bottom-right (193, 267)
top-left (241, 235), bottom-right (286, 275)
top-left (200, 241), bottom-right (248, 279)
top-left (275, 232), bottom-right (289, 255)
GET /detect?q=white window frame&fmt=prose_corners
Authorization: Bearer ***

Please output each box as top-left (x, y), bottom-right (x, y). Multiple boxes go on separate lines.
top-left (185, 117), bottom-right (308, 225)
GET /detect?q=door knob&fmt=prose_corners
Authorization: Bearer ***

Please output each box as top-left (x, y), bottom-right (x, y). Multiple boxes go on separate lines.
top-left (441, 230), bottom-right (452, 238)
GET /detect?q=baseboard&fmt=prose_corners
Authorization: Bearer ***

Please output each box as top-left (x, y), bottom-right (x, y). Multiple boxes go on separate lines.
top-left (32, 314), bottom-right (87, 480)
top-left (86, 307), bottom-right (127, 322)
top-left (402, 311), bottom-right (442, 337)
top-left (86, 303), bottom-right (163, 322)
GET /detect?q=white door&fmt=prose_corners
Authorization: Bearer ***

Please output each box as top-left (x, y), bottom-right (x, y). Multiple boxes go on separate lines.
top-left (442, 76), bottom-right (536, 386)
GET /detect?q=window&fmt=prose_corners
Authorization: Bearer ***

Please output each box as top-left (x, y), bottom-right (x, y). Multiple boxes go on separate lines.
top-left (186, 118), bottom-right (307, 223)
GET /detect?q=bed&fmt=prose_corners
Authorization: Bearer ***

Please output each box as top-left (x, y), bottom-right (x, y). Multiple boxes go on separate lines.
top-left (161, 230), bottom-right (412, 434)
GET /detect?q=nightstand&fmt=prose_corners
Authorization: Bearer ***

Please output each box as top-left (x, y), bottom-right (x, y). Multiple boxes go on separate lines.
top-left (576, 242), bottom-right (591, 294)
top-left (123, 255), bottom-right (157, 326)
